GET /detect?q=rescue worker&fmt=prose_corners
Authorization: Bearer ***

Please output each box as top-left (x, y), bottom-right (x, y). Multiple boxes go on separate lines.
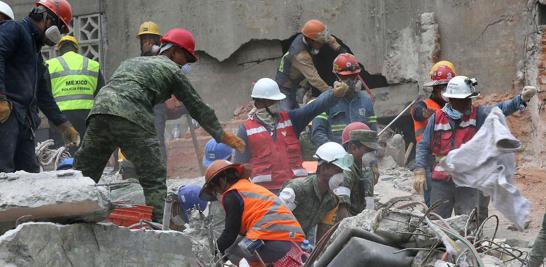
top-left (47, 35), bottom-right (105, 155)
top-left (0, 0), bottom-right (80, 173)
top-left (279, 142), bottom-right (353, 239)
top-left (411, 60), bottom-right (455, 206)
top-left (312, 53), bottom-right (377, 146)
top-left (177, 184), bottom-right (207, 223)
top-left (234, 77), bottom-right (349, 194)
top-left (74, 28), bottom-right (245, 222)
top-left (202, 138), bottom-right (233, 168)
top-left (338, 122), bottom-right (380, 216)
top-left (0, 1), bottom-right (14, 22)
top-left (414, 76), bottom-right (537, 219)
top-left (529, 213), bottom-right (546, 267)
top-left (275, 19), bottom-right (346, 110)
top-left (199, 160), bottom-right (305, 266)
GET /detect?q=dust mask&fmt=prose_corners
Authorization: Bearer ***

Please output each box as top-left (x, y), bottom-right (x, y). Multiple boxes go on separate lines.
top-left (150, 45), bottom-right (160, 55)
top-left (328, 173), bottom-right (345, 191)
top-left (266, 103), bottom-right (279, 114)
top-left (310, 48), bottom-right (320, 55)
top-left (44, 26), bottom-right (61, 46)
top-left (181, 64), bottom-right (192, 75)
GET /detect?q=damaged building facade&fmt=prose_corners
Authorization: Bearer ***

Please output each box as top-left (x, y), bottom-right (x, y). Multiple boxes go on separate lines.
top-left (9, 0), bottom-right (546, 171)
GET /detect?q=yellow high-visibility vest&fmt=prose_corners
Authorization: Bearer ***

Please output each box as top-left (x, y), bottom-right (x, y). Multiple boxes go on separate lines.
top-left (47, 51), bottom-right (100, 111)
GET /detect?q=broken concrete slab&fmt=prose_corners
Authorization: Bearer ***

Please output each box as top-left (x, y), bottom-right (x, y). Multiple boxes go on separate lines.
top-left (0, 171), bottom-right (111, 233)
top-left (0, 222), bottom-right (196, 267)
top-left (374, 179), bottom-right (413, 206)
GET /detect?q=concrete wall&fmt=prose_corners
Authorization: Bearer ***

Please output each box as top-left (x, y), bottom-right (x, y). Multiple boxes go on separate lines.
top-left (9, 0), bottom-right (535, 120)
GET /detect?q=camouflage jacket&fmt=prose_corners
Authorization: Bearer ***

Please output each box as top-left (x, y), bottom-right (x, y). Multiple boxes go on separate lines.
top-left (282, 175), bottom-right (338, 235)
top-left (90, 56), bottom-right (224, 140)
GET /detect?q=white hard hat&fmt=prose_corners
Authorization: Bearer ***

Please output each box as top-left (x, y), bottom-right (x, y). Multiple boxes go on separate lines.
top-left (443, 75), bottom-right (480, 99)
top-left (0, 1), bottom-right (14, 20)
top-left (313, 142), bottom-right (353, 171)
top-left (251, 78), bottom-right (286, 101)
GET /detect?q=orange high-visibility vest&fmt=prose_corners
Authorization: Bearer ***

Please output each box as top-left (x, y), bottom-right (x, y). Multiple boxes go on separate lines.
top-left (221, 179), bottom-right (305, 242)
top-left (412, 98), bottom-right (442, 143)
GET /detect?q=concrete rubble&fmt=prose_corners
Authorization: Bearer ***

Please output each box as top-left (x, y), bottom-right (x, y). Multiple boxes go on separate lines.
top-left (0, 171), bottom-right (111, 234)
top-left (0, 222), bottom-right (196, 267)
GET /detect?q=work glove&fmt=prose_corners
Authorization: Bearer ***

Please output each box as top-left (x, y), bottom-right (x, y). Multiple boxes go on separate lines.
top-left (521, 86), bottom-right (537, 102)
top-left (58, 122), bottom-right (81, 147)
top-left (222, 132), bottom-right (246, 153)
top-left (333, 81), bottom-right (349, 97)
top-left (0, 98), bottom-right (11, 123)
top-left (412, 168), bottom-right (426, 194)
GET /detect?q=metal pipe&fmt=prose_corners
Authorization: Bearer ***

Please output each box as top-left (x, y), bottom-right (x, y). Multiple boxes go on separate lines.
top-left (378, 96), bottom-right (421, 137)
top-left (186, 114), bottom-right (206, 175)
top-left (162, 193), bottom-right (174, 230)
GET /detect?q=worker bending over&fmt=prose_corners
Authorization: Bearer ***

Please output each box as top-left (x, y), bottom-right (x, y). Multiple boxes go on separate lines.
top-left (74, 28), bottom-right (245, 222)
top-left (199, 160), bottom-right (306, 266)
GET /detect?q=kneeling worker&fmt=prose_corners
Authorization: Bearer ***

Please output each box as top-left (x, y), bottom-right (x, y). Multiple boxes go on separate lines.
top-left (199, 160), bottom-right (306, 266)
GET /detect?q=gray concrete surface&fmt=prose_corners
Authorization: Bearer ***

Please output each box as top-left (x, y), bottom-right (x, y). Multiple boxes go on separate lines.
top-left (0, 171), bottom-right (110, 233)
top-left (8, 0), bottom-right (536, 120)
top-left (0, 222), bottom-right (196, 267)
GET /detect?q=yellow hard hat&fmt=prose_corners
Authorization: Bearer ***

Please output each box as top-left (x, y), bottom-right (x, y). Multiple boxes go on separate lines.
top-left (137, 21), bottom-right (161, 37)
top-left (57, 35), bottom-right (79, 50)
top-left (429, 60), bottom-right (456, 77)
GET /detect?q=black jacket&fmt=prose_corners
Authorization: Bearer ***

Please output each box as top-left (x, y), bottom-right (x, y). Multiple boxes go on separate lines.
top-left (0, 18), bottom-right (67, 128)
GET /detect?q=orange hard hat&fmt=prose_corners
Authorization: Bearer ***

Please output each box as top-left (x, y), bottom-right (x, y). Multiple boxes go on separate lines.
top-left (35, 0), bottom-right (72, 34)
top-left (161, 28), bottom-right (198, 63)
top-left (333, 53), bottom-right (361, 76)
top-left (199, 160), bottom-right (244, 201)
top-left (301, 19), bottom-right (328, 42)
top-left (424, 64), bottom-right (456, 87)
top-left (341, 122), bottom-right (370, 145)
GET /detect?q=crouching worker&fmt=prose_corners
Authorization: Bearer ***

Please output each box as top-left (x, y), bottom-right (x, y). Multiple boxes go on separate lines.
top-left (199, 160), bottom-right (307, 266)
top-left (280, 142), bottom-right (353, 241)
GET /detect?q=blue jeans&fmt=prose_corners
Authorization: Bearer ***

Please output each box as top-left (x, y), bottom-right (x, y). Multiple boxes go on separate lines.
top-left (0, 113), bottom-right (39, 173)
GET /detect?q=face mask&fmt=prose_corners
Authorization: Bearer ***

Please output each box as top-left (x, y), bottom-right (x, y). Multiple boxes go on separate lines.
top-left (254, 107), bottom-right (276, 126)
top-left (443, 104), bottom-right (463, 120)
top-left (266, 103), bottom-right (279, 114)
top-left (150, 45), bottom-right (160, 55)
top-left (310, 48), bottom-right (320, 55)
top-left (181, 64), bottom-right (192, 75)
top-left (328, 173), bottom-right (345, 191)
top-left (44, 26), bottom-right (61, 46)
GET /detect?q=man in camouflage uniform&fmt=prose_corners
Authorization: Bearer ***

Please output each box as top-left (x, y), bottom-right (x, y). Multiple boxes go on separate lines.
top-left (338, 125), bottom-right (379, 216)
top-left (74, 28), bottom-right (245, 222)
top-left (279, 142), bottom-right (353, 239)
top-left (529, 213), bottom-right (546, 267)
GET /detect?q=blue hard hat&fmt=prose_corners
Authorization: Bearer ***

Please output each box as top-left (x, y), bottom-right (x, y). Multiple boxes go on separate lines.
top-left (178, 184), bottom-right (208, 222)
top-left (57, 158), bottom-right (74, 170)
top-left (202, 138), bottom-right (233, 168)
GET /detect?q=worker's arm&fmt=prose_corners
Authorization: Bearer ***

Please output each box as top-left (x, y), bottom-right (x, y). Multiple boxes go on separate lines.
top-left (310, 113), bottom-right (331, 147)
top-left (411, 101), bottom-right (428, 122)
top-left (172, 73), bottom-right (224, 141)
top-left (288, 89), bottom-right (337, 136)
top-left (292, 51), bottom-right (330, 92)
top-left (477, 95), bottom-right (525, 128)
top-left (94, 69), bottom-right (106, 97)
top-left (335, 171), bottom-right (352, 206)
top-left (37, 63), bottom-right (67, 126)
top-left (279, 187), bottom-right (297, 211)
top-left (217, 191), bottom-right (243, 255)
top-left (233, 125), bottom-right (250, 163)
top-left (0, 22), bottom-right (19, 96)
top-left (415, 114), bottom-right (435, 169)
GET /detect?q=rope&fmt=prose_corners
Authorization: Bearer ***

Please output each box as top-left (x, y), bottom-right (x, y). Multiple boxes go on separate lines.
top-left (35, 139), bottom-right (71, 171)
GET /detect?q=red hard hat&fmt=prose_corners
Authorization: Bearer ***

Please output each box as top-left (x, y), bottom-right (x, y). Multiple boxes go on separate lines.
top-left (424, 65), bottom-right (456, 87)
top-left (35, 0), bottom-right (72, 34)
top-left (333, 53), bottom-right (361, 76)
top-left (161, 28), bottom-right (198, 63)
top-left (341, 122), bottom-right (370, 144)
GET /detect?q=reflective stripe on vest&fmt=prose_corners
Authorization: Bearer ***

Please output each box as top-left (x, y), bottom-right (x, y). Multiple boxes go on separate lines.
top-left (244, 112), bottom-right (306, 190)
top-left (47, 52), bottom-right (99, 111)
top-left (430, 107), bottom-right (478, 181)
top-left (275, 34), bottom-right (308, 89)
top-left (412, 98), bottom-right (442, 143)
top-left (222, 179), bottom-right (305, 241)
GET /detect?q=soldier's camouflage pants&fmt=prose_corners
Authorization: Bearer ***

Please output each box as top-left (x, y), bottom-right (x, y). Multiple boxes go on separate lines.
top-left (74, 114), bottom-right (166, 222)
